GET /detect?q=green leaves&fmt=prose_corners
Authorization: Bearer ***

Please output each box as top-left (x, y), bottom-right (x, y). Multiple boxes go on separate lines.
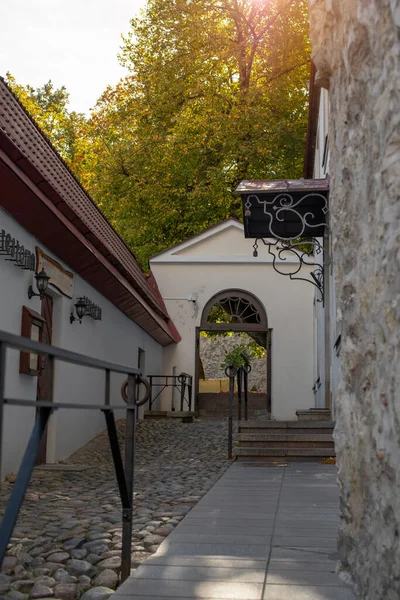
top-left (87, 0), bottom-right (311, 268)
top-left (7, 1), bottom-right (311, 270)
top-left (220, 343), bottom-right (253, 371)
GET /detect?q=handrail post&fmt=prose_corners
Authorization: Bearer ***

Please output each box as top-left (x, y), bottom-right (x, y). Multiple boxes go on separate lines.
top-left (237, 368), bottom-right (242, 422)
top-left (180, 374), bottom-right (186, 412)
top-left (0, 353), bottom-right (54, 565)
top-left (171, 376), bottom-right (176, 411)
top-left (244, 367), bottom-right (249, 421)
top-left (121, 373), bottom-right (136, 583)
top-left (225, 365), bottom-right (237, 460)
top-left (188, 379), bottom-right (192, 412)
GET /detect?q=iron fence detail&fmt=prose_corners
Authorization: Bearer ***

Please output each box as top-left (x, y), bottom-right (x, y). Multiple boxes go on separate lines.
top-left (236, 362), bottom-right (252, 422)
top-left (0, 330), bottom-right (150, 583)
top-left (146, 374), bottom-right (193, 412)
top-left (225, 362), bottom-right (252, 459)
top-left (224, 365), bottom-right (237, 460)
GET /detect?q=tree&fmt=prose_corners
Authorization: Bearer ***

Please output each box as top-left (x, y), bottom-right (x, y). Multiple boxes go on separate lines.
top-left (5, 74), bottom-right (87, 175)
top-left (82, 0), bottom-right (311, 268)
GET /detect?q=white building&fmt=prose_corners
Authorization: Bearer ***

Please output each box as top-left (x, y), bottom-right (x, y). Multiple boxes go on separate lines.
top-left (150, 218), bottom-right (315, 421)
top-left (0, 78), bottom-right (179, 477)
top-left (304, 64), bottom-right (339, 417)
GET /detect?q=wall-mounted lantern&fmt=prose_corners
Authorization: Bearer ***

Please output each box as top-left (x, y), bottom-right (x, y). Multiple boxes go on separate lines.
top-left (70, 296), bottom-right (102, 324)
top-left (28, 269), bottom-right (51, 300)
top-left (70, 297), bottom-right (88, 324)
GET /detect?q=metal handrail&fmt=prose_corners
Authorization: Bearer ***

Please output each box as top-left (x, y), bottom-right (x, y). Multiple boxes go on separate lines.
top-left (147, 373), bottom-right (193, 411)
top-left (0, 329), bottom-right (150, 583)
top-left (224, 363), bottom-right (252, 459)
top-left (0, 329), bottom-right (141, 375)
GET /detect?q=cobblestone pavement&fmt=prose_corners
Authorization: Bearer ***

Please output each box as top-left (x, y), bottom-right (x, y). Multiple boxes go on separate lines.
top-left (0, 418), bottom-right (234, 600)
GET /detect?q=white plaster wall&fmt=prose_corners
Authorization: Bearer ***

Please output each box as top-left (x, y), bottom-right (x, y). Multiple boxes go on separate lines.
top-left (151, 230), bottom-right (314, 421)
top-left (314, 89), bottom-right (330, 179)
top-left (312, 88), bottom-right (339, 413)
top-left (0, 207), bottom-right (163, 477)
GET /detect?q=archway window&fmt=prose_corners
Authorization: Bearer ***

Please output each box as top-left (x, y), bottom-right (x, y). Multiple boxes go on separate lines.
top-left (201, 290), bottom-right (267, 331)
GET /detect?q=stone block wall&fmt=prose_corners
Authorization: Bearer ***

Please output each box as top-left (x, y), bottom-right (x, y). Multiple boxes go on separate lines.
top-left (308, 1), bottom-right (400, 597)
top-left (199, 333), bottom-right (267, 392)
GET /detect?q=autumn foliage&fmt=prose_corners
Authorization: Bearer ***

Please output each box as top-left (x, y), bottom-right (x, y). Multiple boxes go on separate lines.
top-left (8, 0), bottom-right (310, 269)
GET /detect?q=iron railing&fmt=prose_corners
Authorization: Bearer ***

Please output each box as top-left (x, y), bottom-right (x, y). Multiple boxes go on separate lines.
top-left (0, 330), bottom-right (150, 583)
top-left (236, 363), bottom-right (251, 422)
top-left (147, 373), bottom-right (193, 412)
top-left (225, 363), bottom-right (251, 459)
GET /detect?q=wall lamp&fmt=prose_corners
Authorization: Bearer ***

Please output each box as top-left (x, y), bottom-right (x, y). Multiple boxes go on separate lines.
top-left (70, 297), bottom-right (88, 324)
top-left (70, 296), bottom-right (102, 324)
top-left (28, 269), bottom-right (51, 300)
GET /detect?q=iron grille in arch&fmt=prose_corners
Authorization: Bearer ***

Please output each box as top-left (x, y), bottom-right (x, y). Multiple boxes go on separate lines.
top-left (201, 291), bottom-right (268, 331)
top-left (209, 296), bottom-right (261, 324)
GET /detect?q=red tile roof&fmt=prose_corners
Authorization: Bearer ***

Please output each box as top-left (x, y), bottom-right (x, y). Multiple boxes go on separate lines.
top-left (0, 77), bottom-right (179, 345)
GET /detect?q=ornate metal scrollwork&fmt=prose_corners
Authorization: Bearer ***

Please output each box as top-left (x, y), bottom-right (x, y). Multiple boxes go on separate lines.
top-left (244, 190), bottom-right (330, 302)
top-left (207, 295), bottom-right (262, 324)
top-left (244, 192), bottom-right (329, 240)
top-left (252, 237), bottom-right (326, 302)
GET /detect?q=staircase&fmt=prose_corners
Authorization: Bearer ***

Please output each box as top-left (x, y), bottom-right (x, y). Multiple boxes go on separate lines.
top-left (197, 392), bottom-right (268, 418)
top-left (235, 420), bottom-right (335, 462)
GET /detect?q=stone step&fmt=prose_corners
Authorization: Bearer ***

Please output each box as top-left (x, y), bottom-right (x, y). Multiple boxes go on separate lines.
top-left (236, 455), bottom-right (333, 463)
top-left (296, 408), bottom-right (332, 421)
top-left (144, 411), bottom-right (195, 421)
top-left (238, 433), bottom-right (334, 441)
top-left (235, 447), bottom-right (335, 460)
top-left (198, 410), bottom-right (266, 417)
top-left (237, 434), bottom-right (334, 448)
top-left (239, 421), bottom-right (335, 434)
top-left (238, 440), bottom-right (334, 448)
top-left (239, 420), bottom-right (335, 428)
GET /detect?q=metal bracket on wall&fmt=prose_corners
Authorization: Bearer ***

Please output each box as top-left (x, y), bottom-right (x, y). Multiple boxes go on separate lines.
top-left (252, 235), bottom-right (329, 303)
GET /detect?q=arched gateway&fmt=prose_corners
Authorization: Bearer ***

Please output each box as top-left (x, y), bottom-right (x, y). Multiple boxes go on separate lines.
top-left (196, 289), bottom-right (272, 415)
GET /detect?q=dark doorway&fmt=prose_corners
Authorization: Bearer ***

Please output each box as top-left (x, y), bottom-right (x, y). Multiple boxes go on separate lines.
top-left (36, 294), bottom-right (53, 464)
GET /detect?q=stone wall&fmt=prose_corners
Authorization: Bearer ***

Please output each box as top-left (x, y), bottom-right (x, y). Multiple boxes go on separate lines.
top-left (308, 1), bottom-right (400, 597)
top-left (199, 333), bottom-right (267, 392)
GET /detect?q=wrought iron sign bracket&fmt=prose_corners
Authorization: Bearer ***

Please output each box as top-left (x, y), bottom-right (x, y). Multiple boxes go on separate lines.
top-left (239, 182), bottom-right (330, 304)
top-left (252, 234), bottom-right (329, 302)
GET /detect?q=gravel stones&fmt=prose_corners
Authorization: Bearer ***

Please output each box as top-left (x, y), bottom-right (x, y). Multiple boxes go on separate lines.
top-left (46, 553), bottom-right (69, 564)
top-left (92, 570), bottom-right (118, 590)
top-left (70, 550), bottom-right (87, 560)
top-left (0, 582), bottom-right (10, 594)
top-left (80, 587), bottom-right (114, 600)
top-left (63, 539), bottom-right (86, 551)
top-left (6, 591), bottom-right (28, 600)
top-left (142, 535), bottom-right (165, 550)
top-left (34, 576), bottom-right (56, 587)
top-left (54, 582), bottom-right (79, 600)
top-left (2, 557), bottom-right (18, 573)
top-left (30, 582), bottom-right (54, 598)
top-left (66, 561), bottom-right (95, 578)
top-left (0, 418), bottom-right (232, 600)
top-left (95, 557), bottom-right (120, 571)
top-left (53, 569), bottom-right (78, 584)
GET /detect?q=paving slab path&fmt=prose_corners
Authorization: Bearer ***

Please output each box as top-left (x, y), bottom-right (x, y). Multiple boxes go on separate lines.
top-left (114, 462), bottom-right (357, 600)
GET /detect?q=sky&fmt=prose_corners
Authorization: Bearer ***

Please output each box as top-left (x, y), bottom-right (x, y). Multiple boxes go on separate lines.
top-left (0, 0), bottom-right (147, 114)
